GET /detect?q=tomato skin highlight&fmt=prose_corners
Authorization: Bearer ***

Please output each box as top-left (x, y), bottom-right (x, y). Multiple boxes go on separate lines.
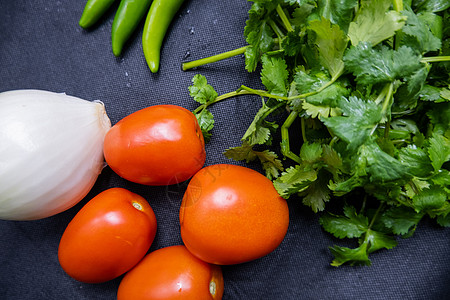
top-left (58, 188), bottom-right (157, 283)
top-left (179, 164), bottom-right (290, 265)
top-left (117, 245), bottom-right (224, 300)
top-left (103, 104), bottom-right (206, 186)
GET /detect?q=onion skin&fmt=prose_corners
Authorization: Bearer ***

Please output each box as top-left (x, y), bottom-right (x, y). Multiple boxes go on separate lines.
top-left (0, 90), bottom-right (111, 220)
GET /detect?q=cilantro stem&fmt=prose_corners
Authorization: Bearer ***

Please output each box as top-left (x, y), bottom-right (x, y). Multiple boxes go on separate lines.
top-left (276, 5), bottom-right (293, 32)
top-left (262, 101), bottom-right (285, 118)
top-left (269, 19), bottom-right (285, 48)
top-left (392, 0), bottom-right (403, 12)
top-left (408, 180), bottom-right (420, 195)
top-left (392, 0), bottom-right (404, 50)
top-left (369, 202), bottom-right (384, 229)
top-left (360, 195), bottom-right (367, 214)
top-left (381, 83), bottom-right (394, 115)
top-left (374, 84), bottom-right (388, 105)
top-left (384, 121), bottom-right (390, 139)
top-left (192, 89), bottom-right (255, 114)
top-left (421, 56), bottom-right (450, 63)
top-left (370, 83), bottom-right (394, 137)
top-left (301, 117), bottom-right (307, 144)
top-left (281, 111), bottom-right (301, 163)
top-left (182, 46), bottom-right (248, 71)
top-left (238, 85), bottom-right (291, 101)
top-left (239, 76), bottom-right (339, 102)
top-left (329, 136), bottom-right (339, 147)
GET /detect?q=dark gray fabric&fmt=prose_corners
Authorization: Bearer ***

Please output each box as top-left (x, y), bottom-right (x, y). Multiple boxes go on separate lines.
top-left (0, 1), bottom-right (449, 299)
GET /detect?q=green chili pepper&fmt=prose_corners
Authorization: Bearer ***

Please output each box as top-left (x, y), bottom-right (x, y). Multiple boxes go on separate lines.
top-left (111, 0), bottom-right (152, 57)
top-left (79, 0), bottom-right (117, 29)
top-left (142, 0), bottom-right (186, 73)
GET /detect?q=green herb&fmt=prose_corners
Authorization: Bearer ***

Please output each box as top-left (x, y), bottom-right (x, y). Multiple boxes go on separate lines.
top-left (186, 0), bottom-right (450, 266)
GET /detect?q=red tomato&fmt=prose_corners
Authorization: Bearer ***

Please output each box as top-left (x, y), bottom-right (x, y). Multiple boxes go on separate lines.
top-left (180, 164), bottom-right (289, 265)
top-left (117, 245), bottom-right (224, 300)
top-left (103, 104), bottom-right (205, 186)
top-left (58, 188), bottom-right (157, 283)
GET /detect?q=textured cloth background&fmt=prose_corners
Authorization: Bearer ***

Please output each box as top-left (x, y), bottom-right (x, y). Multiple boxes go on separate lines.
top-left (0, 1), bottom-right (449, 299)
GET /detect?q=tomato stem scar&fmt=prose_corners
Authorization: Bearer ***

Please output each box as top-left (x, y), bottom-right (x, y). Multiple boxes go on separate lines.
top-left (132, 202), bottom-right (143, 211)
top-left (209, 280), bottom-right (216, 296)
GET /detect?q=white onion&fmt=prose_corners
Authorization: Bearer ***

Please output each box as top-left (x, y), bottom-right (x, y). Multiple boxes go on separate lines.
top-left (0, 90), bottom-right (111, 220)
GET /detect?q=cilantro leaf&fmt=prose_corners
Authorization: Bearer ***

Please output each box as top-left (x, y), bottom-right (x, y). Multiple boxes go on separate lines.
top-left (322, 203), bottom-right (398, 267)
top-left (413, 0), bottom-right (450, 13)
top-left (308, 17), bottom-right (348, 78)
top-left (301, 174), bottom-right (331, 212)
top-left (404, 178), bottom-right (431, 199)
top-left (329, 229), bottom-right (397, 266)
top-left (189, 75), bottom-right (218, 142)
top-left (431, 170), bottom-right (450, 194)
top-left (223, 142), bottom-right (283, 179)
top-left (419, 85), bottom-right (449, 102)
top-left (241, 100), bottom-right (279, 145)
top-left (189, 74), bottom-right (218, 104)
top-left (437, 212), bottom-right (450, 227)
top-left (223, 142), bottom-right (256, 162)
top-left (440, 88), bottom-right (450, 101)
top-left (273, 165), bottom-right (317, 199)
top-left (428, 132), bottom-right (450, 172)
top-left (426, 102), bottom-right (450, 135)
top-left (282, 29), bottom-right (303, 57)
top-left (302, 102), bottom-right (336, 118)
top-left (398, 146), bottom-right (434, 177)
top-left (365, 229), bottom-right (398, 253)
top-left (291, 2), bottom-right (316, 29)
top-left (318, 0), bottom-right (358, 32)
top-left (412, 186), bottom-right (448, 213)
top-left (358, 141), bottom-right (412, 183)
top-left (343, 43), bottom-right (424, 85)
top-left (283, 0), bottom-right (307, 5)
top-left (304, 81), bottom-right (349, 108)
top-left (300, 141), bottom-right (323, 163)
top-left (319, 205), bottom-right (368, 239)
top-left (257, 149), bottom-right (284, 179)
top-left (195, 108), bottom-right (214, 143)
top-left (260, 55), bottom-right (289, 96)
top-left (322, 96), bottom-right (382, 152)
top-left (404, 65), bottom-right (430, 102)
top-left (291, 70), bottom-right (348, 117)
top-left (244, 2), bottom-right (277, 72)
top-left (329, 243), bottom-right (371, 266)
top-left (400, 9), bottom-right (442, 54)
top-left (381, 206), bottom-right (424, 235)
top-left (322, 144), bottom-right (344, 176)
top-left (293, 69), bottom-right (328, 94)
top-left (347, 0), bottom-right (406, 46)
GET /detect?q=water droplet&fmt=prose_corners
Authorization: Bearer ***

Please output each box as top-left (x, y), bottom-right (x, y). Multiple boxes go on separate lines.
top-left (189, 27), bottom-right (195, 35)
top-left (126, 82), bottom-right (131, 88)
top-left (186, 9), bottom-right (191, 14)
top-left (183, 50), bottom-right (191, 60)
top-left (125, 71), bottom-right (129, 77)
top-left (213, 19), bottom-right (218, 25)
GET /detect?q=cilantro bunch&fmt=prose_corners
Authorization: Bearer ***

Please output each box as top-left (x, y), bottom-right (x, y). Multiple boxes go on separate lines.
top-left (185, 0), bottom-right (450, 266)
